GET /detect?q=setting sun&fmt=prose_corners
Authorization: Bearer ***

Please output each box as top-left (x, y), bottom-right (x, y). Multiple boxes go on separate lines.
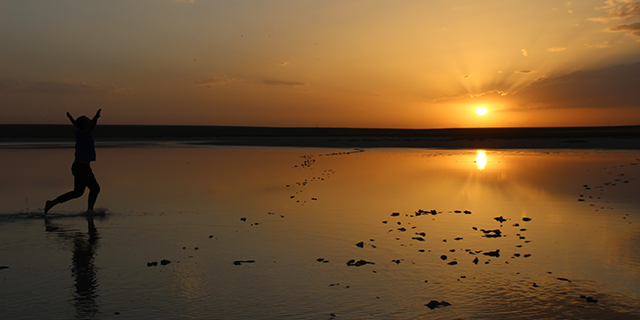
top-left (476, 107), bottom-right (488, 116)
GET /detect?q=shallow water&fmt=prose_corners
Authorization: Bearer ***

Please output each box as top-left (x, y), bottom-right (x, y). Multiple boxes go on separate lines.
top-left (1, 145), bottom-right (640, 319)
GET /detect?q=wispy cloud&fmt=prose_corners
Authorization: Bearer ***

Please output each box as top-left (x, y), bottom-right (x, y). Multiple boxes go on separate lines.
top-left (196, 76), bottom-right (240, 87)
top-left (547, 47), bottom-right (567, 52)
top-left (590, 0), bottom-right (640, 21)
top-left (521, 49), bottom-right (528, 57)
top-left (263, 80), bottom-right (307, 87)
top-left (515, 70), bottom-right (535, 74)
top-left (0, 80), bottom-right (134, 96)
top-left (278, 61), bottom-right (290, 66)
top-left (608, 21), bottom-right (640, 38)
top-left (463, 74), bottom-right (472, 79)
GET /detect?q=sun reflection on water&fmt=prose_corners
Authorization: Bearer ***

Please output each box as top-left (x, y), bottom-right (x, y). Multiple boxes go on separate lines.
top-left (476, 150), bottom-right (487, 170)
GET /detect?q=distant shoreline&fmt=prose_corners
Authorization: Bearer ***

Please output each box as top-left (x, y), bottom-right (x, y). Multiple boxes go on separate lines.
top-left (2, 124), bottom-right (640, 149)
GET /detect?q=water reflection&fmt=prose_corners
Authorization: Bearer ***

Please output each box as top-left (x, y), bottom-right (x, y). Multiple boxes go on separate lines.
top-left (476, 150), bottom-right (487, 170)
top-left (45, 215), bottom-right (100, 319)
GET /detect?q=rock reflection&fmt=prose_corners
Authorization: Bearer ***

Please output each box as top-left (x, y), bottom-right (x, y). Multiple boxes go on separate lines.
top-left (45, 215), bottom-right (100, 320)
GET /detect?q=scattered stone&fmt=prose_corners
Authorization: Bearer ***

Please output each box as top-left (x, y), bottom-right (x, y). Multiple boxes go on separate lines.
top-left (472, 227), bottom-right (478, 230)
top-left (513, 253), bottom-right (521, 257)
top-left (382, 221), bottom-right (388, 224)
top-left (209, 235), bottom-right (214, 238)
top-left (494, 216), bottom-right (507, 223)
top-left (391, 259), bottom-right (401, 264)
top-left (425, 300), bottom-right (451, 309)
top-left (449, 249), bottom-right (456, 252)
top-left (412, 237), bottom-right (425, 241)
top-left (416, 232), bottom-right (426, 236)
top-left (346, 259), bottom-right (375, 267)
top-left (524, 254), bottom-right (531, 258)
top-left (418, 249), bottom-right (425, 252)
top-left (481, 229), bottom-right (502, 238)
top-left (447, 261), bottom-right (458, 265)
top-left (233, 260), bottom-right (256, 265)
top-left (240, 217), bottom-right (247, 222)
top-left (483, 250), bottom-right (500, 257)
top-left (391, 212), bottom-right (400, 217)
top-left (533, 283), bottom-right (540, 287)
top-left (522, 217), bottom-right (532, 221)
top-left (440, 255), bottom-right (448, 260)
top-left (317, 258), bottom-right (327, 262)
top-left (557, 277), bottom-right (571, 282)
top-left (586, 297), bottom-right (598, 303)
top-left (160, 259), bottom-right (171, 266)
top-left (398, 227), bottom-right (407, 232)
top-left (464, 210), bottom-right (472, 214)
top-left (472, 257), bottom-right (479, 264)
top-left (356, 241), bottom-right (364, 248)
top-left (454, 237), bottom-right (463, 241)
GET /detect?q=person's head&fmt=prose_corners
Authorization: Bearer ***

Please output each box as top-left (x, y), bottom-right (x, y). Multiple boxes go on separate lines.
top-left (76, 116), bottom-right (91, 129)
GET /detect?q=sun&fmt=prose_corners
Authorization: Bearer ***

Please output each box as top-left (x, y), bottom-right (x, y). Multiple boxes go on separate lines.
top-left (476, 107), bottom-right (487, 116)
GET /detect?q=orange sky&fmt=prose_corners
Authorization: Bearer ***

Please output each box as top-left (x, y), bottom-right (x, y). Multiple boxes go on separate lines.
top-left (1, 0), bottom-right (639, 128)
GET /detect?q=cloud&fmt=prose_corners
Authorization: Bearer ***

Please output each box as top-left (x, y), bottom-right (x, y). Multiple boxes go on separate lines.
top-left (521, 49), bottom-right (528, 57)
top-left (278, 61), bottom-right (290, 66)
top-left (590, 0), bottom-right (640, 21)
top-left (463, 74), bottom-right (472, 79)
top-left (0, 80), bottom-right (134, 96)
top-left (509, 61), bottom-right (640, 110)
top-left (608, 21), bottom-right (640, 38)
top-left (196, 76), bottom-right (239, 87)
top-left (262, 80), bottom-right (307, 87)
top-left (515, 70), bottom-right (535, 74)
top-left (547, 47), bottom-right (567, 52)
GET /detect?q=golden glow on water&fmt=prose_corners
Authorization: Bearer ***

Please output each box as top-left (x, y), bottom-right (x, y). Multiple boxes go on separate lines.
top-left (476, 150), bottom-right (487, 170)
top-left (1, 146), bottom-right (640, 319)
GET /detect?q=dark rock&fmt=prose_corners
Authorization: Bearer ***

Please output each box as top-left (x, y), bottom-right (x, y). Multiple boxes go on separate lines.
top-left (356, 241), bottom-right (364, 248)
top-left (440, 255), bottom-right (448, 260)
top-left (483, 250), bottom-right (500, 257)
top-left (233, 260), bottom-right (256, 265)
top-left (464, 210), bottom-right (472, 214)
top-left (416, 232), bottom-right (426, 236)
top-left (425, 300), bottom-right (451, 309)
top-left (522, 217), bottom-right (532, 221)
top-left (391, 259), bottom-right (401, 264)
top-left (391, 212), bottom-right (400, 217)
top-left (398, 227), bottom-right (407, 232)
top-left (382, 221), bottom-right (388, 224)
top-left (586, 297), bottom-right (598, 303)
top-left (513, 253), bottom-right (521, 257)
top-left (524, 254), bottom-right (531, 258)
top-left (346, 259), bottom-right (375, 267)
top-left (160, 259), bottom-right (171, 266)
top-left (472, 227), bottom-right (478, 230)
top-left (240, 217), bottom-right (247, 222)
top-left (481, 229), bottom-right (502, 238)
top-left (494, 216), bottom-right (507, 223)
top-left (447, 261), bottom-right (458, 265)
top-left (473, 257), bottom-right (479, 264)
top-left (317, 258), bottom-right (326, 262)
top-left (454, 237), bottom-right (463, 241)
top-left (147, 261), bottom-right (158, 267)
top-left (0, 266), bottom-right (9, 270)
top-left (533, 283), bottom-right (540, 287)
top-left (209, 235), bottom-right (214, 238)
top-left (557, 277), bottom-right (571, 282)
top-left (412, 237), bottom-right (425, 241)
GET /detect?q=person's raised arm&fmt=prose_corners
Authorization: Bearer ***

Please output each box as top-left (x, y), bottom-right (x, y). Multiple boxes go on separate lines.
top-left (87, 109), bottom-right (101, 134)
top-left (67, 112), bottom-right (79, 127)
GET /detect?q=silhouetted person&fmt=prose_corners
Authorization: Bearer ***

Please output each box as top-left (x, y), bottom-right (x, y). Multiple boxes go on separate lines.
top-left (45, 109), bottom-right (101, 214)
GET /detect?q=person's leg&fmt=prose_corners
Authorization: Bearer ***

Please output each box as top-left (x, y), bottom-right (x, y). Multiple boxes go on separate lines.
top-left (85, 167), bottom-right (100, 212)
top-left (45, 163), bottom-right (87, 213)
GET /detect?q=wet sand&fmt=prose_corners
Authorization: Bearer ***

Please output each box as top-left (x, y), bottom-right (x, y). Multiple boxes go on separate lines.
top-left (1, 146), bottom-right (640, 319)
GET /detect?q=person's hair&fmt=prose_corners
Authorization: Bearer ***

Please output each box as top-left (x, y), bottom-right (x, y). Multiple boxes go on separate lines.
top-left (76, 116), bottom-right (90, 127)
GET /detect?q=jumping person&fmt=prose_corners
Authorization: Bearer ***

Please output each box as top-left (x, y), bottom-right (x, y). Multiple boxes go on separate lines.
top-left (45, 109), bottom-right (102, 214)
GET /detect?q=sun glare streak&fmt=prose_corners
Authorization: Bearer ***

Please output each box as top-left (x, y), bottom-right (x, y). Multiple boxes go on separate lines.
top-left (476, 150), bottom-right (487, 170)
